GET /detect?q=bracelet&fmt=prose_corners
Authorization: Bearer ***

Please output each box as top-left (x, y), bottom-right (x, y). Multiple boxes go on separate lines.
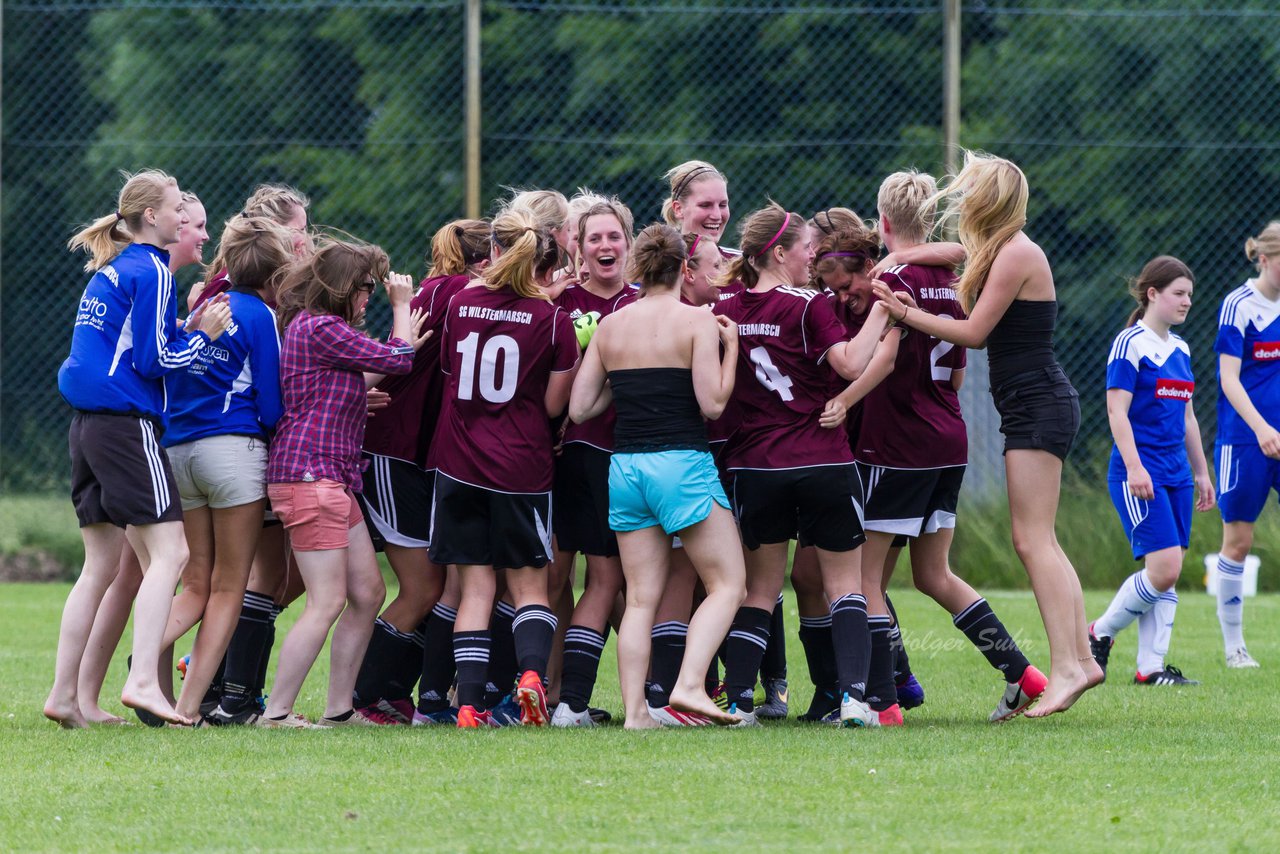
top-left (896, 305), bottom-right (909, 324)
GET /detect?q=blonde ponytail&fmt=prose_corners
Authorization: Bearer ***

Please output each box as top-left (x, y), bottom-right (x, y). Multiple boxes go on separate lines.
top-left (68, 169), bottom-right (177, 272)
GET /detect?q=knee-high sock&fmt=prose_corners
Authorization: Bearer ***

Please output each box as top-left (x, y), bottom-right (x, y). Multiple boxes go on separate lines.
top-left (418, 603), bottom-right (457, 711)
top-left (453, 631), bottom-right (491, 711)
top-left (1094, 568), bottom-right (1160, 639)
top-left (830, 594), bottom-right (869, 702)
top-left (485, 600), bottom-right (518, 706)
top-left (1137, 589), bottom-right (1178, 677)
top-left (220, 590), bottom-right (273, 706)
top-left (885, 595), bottom-right (913, 682)
top-left (559, 625), bottom-right (606, 712)
top-left (1216, 555), bottom-right (1246, 650)
top-left (760, 594), bottom-right (787, 682)
top-left (647, 621), bottom-right (687, 707)
top-left (864, 615), bottom-right (896, 711)
top-left (353, 618), bottom-right (416, 707)
top-left (722, 607), bottom-right (772, 713)
top-left (952, 598), bottom-right (1030, 683)
top-left (797, 614), bottom-right (836, 691)
top-left (513, 605), bottom-right (558, 678)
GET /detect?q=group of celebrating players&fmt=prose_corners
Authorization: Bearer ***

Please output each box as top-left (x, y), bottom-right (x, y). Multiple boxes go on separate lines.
top-left (42, 150), bottom-right (1277, 731)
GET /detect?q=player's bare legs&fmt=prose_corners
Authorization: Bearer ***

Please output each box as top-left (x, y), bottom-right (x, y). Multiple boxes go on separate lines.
top-left (616, 527), bottom-right (672, 729)
top-left (77, 545), bottom-right (140, 724)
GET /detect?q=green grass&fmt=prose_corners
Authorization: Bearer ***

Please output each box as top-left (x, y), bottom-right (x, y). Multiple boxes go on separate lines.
top-left (14, 481), bottom-right (1280, 591)
top-left (3, 582), bottom-right (1279, 851)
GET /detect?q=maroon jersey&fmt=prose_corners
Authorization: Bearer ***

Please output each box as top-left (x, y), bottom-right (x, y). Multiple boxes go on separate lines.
top-left (193, 270), bottom-right (232, 309)
top-left (714, 286), bottom-right (853, 470)
top-left (432, 286), bottom-right (579, 493)
top-left (829, 292), bottom-right (869, 450)
top-left (855, 264), bottom-right (967, 468)
top-left (555, 282), bottom-right (638, 450)
top-left (365, 274), bottom-right (470, 465)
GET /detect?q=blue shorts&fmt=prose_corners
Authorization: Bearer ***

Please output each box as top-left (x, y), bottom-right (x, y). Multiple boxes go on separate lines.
top-left (608, 450), bottom-right (729, 535)
top-left (1216, 442), bottom-right (1280, 524)
top-left (1108, 480), bottom-right (1192, 560)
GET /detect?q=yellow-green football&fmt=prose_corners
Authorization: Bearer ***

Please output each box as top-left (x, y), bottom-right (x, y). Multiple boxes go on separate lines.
top-left (573, 311), bottom-right (601, 349)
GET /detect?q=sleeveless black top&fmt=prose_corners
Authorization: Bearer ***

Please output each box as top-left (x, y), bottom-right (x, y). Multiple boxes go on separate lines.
top-left (987, 299), bottom-right (1060, 387)
top-left (608, 368), bottom-right (708, 453)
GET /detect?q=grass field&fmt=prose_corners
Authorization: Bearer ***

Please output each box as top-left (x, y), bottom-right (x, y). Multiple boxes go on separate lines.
top-left (3, 582), bottom-right (1278, 852)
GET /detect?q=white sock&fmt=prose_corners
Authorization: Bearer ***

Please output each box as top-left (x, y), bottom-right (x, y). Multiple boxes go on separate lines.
top-left (1216, 555), bottom-right (1246, 651)
top-left (1093, 568), bottom-right (1159, 639)
top-left (1136, 590), bottom-right (1177, 677)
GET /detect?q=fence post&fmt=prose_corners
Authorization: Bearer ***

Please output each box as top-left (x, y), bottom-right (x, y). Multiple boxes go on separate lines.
top-left (943, 0), bottom-right (961, 177)
top-left (465, 0), bottom-right (482, 219)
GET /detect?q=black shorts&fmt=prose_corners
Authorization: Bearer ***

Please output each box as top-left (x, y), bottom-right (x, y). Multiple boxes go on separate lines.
top-left (356, 453), bottom-right (433, 550)
top-left (428, 472), bottom-right (552, 570)
top-left (991, 365), bottom-right (1080, 461)
top-left (69, 412), bottom-right (183, 528)
top-left (858, 464), bottom-right (965, 538)
top-left (732, 464), bottom-right (865, 552)
top-left (552, 443), bottom-right (618, 557)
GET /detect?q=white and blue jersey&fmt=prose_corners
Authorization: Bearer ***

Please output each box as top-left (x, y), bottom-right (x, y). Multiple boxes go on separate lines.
top-left (1215, 280), bottom-right (1280, 445)
top-left (1105, 321), bottom-right (1193, 486)
top-left (58, 243), bottom-right (210, 425)
top-left (1106, 322), bottom-right (1194, 559)
top-left (163, 288), bottom-right (283, 448)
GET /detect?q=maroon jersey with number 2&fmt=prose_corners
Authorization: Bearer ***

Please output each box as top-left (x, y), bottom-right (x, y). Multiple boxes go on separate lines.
top-left (432, 286), bottom-right (580, 493)
top-left (855, 264), bottom-right (967, 468)
top-left (714, 285), bottom-right (853, 470)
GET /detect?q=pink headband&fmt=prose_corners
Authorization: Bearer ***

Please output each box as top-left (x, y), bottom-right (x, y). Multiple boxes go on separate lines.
top-left (817, 251), bottom-right (873, 261)
top-left (688, 234), bottom-right (701, 256)
top-left (755, 211), bottom-right (792, 258)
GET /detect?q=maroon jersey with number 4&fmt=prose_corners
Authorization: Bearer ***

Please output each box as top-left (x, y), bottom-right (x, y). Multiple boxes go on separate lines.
top-left (555, 283), bottom-right (637, 451)
top-left (714, 285), bottom-right (853, 470)
top-left (365, 274), bottom-right (470, 466)
top-left (855, 264), bottom-right (967, 468)
top-left (432, 286), bottom-right (579, 493)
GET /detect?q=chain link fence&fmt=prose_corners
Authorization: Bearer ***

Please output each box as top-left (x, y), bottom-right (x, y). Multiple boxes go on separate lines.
top-left (4, 1), bottom-right (1278, 495)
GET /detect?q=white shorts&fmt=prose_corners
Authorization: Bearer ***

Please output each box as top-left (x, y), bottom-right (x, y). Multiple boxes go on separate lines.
top-left (167, 434), bottom-right (269, 510)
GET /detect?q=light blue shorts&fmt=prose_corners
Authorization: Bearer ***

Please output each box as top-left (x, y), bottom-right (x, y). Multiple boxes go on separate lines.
top-left (608, 450), bottom-right (729, 535)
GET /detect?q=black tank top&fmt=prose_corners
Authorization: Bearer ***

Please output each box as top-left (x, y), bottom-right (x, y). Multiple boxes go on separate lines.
top-left (987, 299), bottom-right (1060, 387)
top-left (608, 367), bottom-right (708, 453)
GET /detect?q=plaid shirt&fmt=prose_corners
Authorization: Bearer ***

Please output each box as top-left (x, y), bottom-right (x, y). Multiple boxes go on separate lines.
top-left (267, 313), bottom-right (413, 490)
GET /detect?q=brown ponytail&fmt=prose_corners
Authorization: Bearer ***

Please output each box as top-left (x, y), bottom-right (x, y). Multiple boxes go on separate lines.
top-left (427, 219), bottom-right (490, 277)
top-left (724, 201), bottom-right (806, 290)
top-left (1126, 256), bottom-right (1193, 327)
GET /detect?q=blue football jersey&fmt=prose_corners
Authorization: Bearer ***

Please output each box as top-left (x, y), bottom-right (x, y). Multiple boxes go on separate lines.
top-left (1106, 321), bottom-right (1193, 485)
top-left (1215, 281), bottom-right (1280, 445)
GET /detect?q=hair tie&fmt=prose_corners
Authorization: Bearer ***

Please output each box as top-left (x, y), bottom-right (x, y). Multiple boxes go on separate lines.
top-left (672, 166), bottom-right (716, 202)
top-left (115, 211), bottom-right (124, 222)
top-left (688, 234), bottom-right (701, 257)
top-left (755, 211), bottom-right (792, 258)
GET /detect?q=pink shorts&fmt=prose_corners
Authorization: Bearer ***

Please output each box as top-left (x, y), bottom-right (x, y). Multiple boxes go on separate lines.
top-left (267, 480), bottom-right (364, 552)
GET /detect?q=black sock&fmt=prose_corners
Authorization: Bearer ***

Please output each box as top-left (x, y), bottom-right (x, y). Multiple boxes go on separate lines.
top-left (559, 625), bottom-right (606, 713)
top-left (512, 605), bottom-right (558, 678)
top-left (354, 618), bottom-right (411, 707)
top-left (220, 590), bottom-right (273, 706)
top-left (386, 622), bottom-right (427, 702)
top-left (797, 614), bottom-right (837, 691)
top-left (830, 593), bottom-right (870, 702)
top-left (865, 615), bottom-right (896, 711)
top-left (254, 605), bottom-right (282, 701)
top-left (419, 603), bottom-right (457, 712)
top-left (953, 598), bottom-right (1029, 683)
top-left (885, 594), bottom-right (913, 682)
top-left (647, 621), bottom-right (688, 707)
top-left (485, 601), bottom-right (518, 707)
top-left (722, 606), bottom-right (772, 713)
top-left (453, 630), bottom-right (491, 710)
top-left (705, 656), bottom-right (720, 694)
top-left (761, 594), bottom-right (787, 683)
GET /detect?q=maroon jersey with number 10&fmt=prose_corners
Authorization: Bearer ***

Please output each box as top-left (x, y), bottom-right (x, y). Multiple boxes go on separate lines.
top-left (431, 285), bottom-right (580, 493)
top-left (855, 263), bottom-right (967, 468)
top-left (713, 285), bottom-right (853, 470)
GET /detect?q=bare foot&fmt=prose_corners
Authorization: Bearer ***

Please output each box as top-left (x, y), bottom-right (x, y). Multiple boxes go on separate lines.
top-left (669, 688), bottom-right (737, 726)
top-left (81, 704), bottom-right (127, 725)
top-left (1025, 660), bottom-right (1103, 718)
top-left (44, 697), bottom-right (89, 730)
top-left (623, 715), bottom-right (661, 731)
top-left (121, 686), bottom-right (192, 726)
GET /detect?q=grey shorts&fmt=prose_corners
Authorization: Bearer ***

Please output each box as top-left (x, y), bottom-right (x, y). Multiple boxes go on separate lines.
top-left (167, 434), bottom-right (268, 510)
